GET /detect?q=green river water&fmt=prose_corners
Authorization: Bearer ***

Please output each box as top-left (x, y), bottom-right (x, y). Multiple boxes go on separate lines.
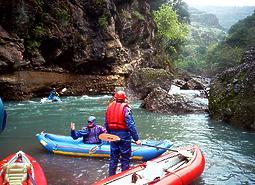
top-left (0, 95), bottom-right (255, 185)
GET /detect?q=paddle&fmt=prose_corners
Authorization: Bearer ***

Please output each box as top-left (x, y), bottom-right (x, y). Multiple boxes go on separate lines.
top-left (60, 87), bottom-right (67, 94)
top-left (0, 98), bottom-right (7, 133)
top-left (99, 133), bottom-right (193, 158)
top-left (89, 143), bottom-right (104, 154)
top-left (52, 88), bottom-right (66, 101)
top-left (2, 110), bottom-right (7, 132)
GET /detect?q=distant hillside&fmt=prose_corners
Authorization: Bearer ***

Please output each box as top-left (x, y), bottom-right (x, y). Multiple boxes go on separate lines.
top-left (206, 11), bottom-right (255, 75)
top-left (189, 7), bottom-right (223, 29)
top-left (187, 8), bottom-right (225, 56)
top-left (193, 6), bottom-right (255, 30)
top-left (176, 7), bottom-right (225, 75)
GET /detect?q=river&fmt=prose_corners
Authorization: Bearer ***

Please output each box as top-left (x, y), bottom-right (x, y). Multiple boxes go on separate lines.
top-left (0, 95), bottom-right (255, 185)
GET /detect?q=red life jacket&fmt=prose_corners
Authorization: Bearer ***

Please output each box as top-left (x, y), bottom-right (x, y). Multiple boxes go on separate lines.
top-left (106, 101), bottom-right (129, 130)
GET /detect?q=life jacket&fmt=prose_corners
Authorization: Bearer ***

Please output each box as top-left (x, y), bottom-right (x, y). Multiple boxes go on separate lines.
top-left (83, 126), bottom-right (100, 144)
top-left (106, 101), bottom-right (129, 131)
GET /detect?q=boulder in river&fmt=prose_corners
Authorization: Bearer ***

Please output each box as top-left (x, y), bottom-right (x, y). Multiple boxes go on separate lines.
top-left (141, 87), bottom-right (208, 114)
top-left (127, 68), bottom-right (173, 100)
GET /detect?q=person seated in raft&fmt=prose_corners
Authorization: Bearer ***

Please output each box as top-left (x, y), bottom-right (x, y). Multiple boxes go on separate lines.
top-left (70, 115), bottom-right (107, 144)
top-left (48, 88), bottom-right (59, 101)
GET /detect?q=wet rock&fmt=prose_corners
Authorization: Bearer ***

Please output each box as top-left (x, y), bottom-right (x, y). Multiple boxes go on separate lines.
top-left (209, 48), bottom-right (255, 130)
top-left (172, 79), bottom-right (186, 87)
top-left (30, 53), bottom-right (46, 67)
top-left (141, 87), bottom-right (208, 114)
top-left (0, 26), bottom-right (25, 73)
top-left (173, 69), bottom-right (210, 90)
top-left (180, 78), bottom-right (208, 90)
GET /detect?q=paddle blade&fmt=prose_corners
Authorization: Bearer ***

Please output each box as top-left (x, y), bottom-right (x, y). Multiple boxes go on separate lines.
top-left (61, 88), bottom-right (67, 93)
top-left (99, 133), bottom-right (120, 142)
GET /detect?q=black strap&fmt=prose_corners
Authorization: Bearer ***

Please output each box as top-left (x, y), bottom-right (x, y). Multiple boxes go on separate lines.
top-left (28, 173), bottom-right (37, 185)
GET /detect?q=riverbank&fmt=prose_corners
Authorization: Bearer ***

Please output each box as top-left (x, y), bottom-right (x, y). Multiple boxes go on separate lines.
top-left (0, 70), bottom-right (124, 100)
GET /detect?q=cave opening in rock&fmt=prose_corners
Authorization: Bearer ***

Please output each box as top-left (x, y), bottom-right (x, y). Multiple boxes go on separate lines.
top-left (40, 38), bottom-right (62, 64)
top-left (74, 59), bottom-right (115, 75)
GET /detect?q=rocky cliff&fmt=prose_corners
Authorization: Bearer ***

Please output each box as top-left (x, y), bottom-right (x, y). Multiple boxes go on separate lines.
top-left (0, 0), bottom-right (170, 100)
top-left (189, 7), bottom-right (223, 29)
top-left (209, 48), bottom-right (255, 130)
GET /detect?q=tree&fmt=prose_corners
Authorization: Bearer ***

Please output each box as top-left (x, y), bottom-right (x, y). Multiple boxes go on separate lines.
top-left (148, 0), bottom-right (190, 23)
top-left (169, 0), bottom-right (190, 23)
top-left (153, 4), bottom-right (188, 55)
top-left (148, 0), bottom-right (169, 11)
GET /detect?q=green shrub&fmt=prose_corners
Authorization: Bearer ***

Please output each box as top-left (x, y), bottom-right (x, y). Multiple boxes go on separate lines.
top-left (121, 10), bottom-right (131, 19)
top-left (32, 0), bottom-right (44, 6)
top-left (33, 24), bottom-right (47, 37)
top-left (132, 10), bottom-right (145, 21)
top-left (95, 0), bottom-right (106, 7)
top-left (98, 16), bottom-right (108, 29)
top-left (55, 8), bottom-right (70, 26)
top-left (26, 40), bottom-right (41, 52)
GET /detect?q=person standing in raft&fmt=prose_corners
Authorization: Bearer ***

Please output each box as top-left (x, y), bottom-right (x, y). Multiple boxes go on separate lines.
top-left (48, 88), bottom-right (59, 101)
top-left (70, 115), bottom-right (107, 144)
top-left (105, 90), bottom-right (141, 176)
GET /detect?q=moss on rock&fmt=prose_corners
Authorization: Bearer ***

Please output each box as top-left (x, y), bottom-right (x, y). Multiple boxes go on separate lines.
top-left (128, 67), bottom-right (173, 99)
top-left (209, 48), bottom-right (255, 130)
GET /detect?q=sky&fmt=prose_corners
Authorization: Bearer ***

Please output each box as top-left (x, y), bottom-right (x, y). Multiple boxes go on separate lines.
top-left (183, 0), bottom-right (255, 7)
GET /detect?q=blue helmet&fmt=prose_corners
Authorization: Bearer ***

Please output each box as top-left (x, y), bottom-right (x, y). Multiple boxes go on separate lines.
top-left (87, 115), bottom-right (96, 123)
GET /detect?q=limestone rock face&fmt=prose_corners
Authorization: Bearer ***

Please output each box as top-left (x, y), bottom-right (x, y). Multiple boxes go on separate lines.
top-left (0, 26), bottom-right (25, 73)
top-left (209, 48), bottom-right (255, 130)
top-left (0, 0), bottom-right (167, 100)
top-left (190, 9), bottom-right (223, 29)
top-left (0, 71), bottom-right (124, 100)
top-left (0, 0), bottom-right (156, 74)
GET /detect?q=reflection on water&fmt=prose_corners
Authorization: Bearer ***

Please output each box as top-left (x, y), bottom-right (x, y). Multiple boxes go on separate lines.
top-left (0, 96), bottom-right (255, 185)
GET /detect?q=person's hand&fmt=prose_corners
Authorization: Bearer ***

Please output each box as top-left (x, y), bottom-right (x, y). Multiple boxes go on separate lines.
top-left (70, 122), bottom-right (75, 130)
top-left (135, 140), bottom-right (142, 146)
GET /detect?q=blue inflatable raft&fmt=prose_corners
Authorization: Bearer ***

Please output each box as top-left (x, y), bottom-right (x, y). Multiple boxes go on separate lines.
top-left (36, 132), bottom-right (173, 161)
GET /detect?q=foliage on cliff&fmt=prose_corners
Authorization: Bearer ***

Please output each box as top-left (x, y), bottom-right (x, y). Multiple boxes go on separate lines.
top-left (205, 11), bottom-right (255, 75)
top-left (149, 0), bottom-right (190, 23)
top-left (175, 8), bottom-right (225, 75)
top-left (0, 0), bottom-right (164, 75)
top-left (176, 8), bottom-right (255, 76)
top-left (0, 0), bottom-right (182, 100)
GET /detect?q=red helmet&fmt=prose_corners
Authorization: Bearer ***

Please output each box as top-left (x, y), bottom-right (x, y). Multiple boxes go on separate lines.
top-left (114, 91), bottom-right (126, 101)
